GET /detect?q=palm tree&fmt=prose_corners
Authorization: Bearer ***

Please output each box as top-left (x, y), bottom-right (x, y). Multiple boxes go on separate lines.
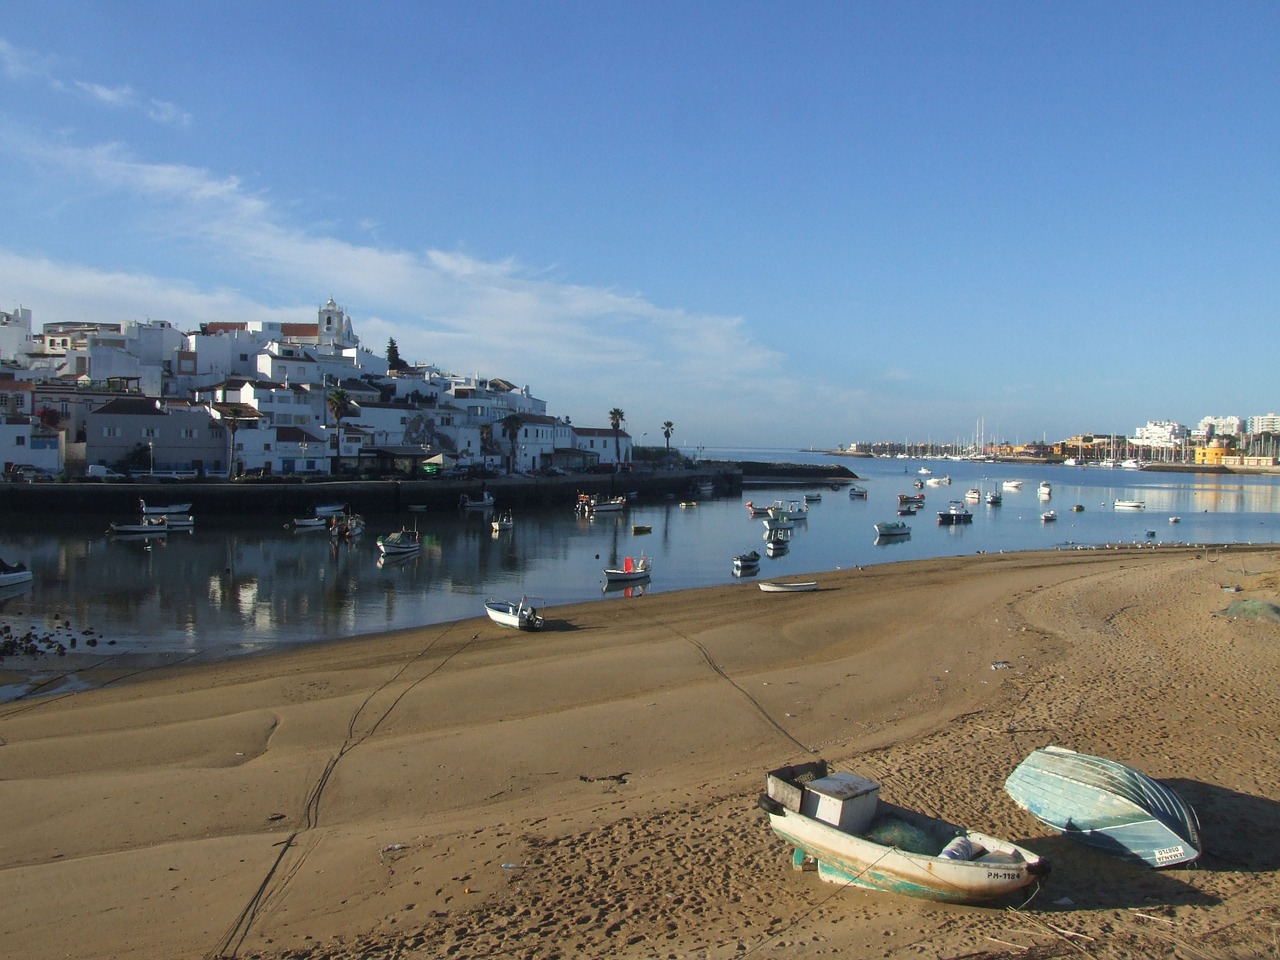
top-left (327, 387), bottom-right (351, 474)
top-left (499, 414), bottom-right (523, 474)
top-left (608, 408), bottom-right (626, 471)
top-left (662, 420), bottom-right (674, 461)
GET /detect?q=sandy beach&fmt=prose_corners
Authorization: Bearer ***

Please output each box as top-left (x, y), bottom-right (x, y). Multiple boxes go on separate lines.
top-left (1, 546), bottom-right (1277, 959)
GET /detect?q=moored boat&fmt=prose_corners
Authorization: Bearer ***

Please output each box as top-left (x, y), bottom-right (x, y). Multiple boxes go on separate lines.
top-left (847, 485), bottom-right (868, 499)
top-left (1041, 509), bottom-right (1057, 522)
top-left (377, 528), bottom-right (422, 557)
top-left (1002, 479), bottom-right (1023, 490)
top-left (1114, 499), bottom-right (1146, 510)
top-left (604, 554), bottom-right (650, 583)
top-left (937, 501), bottom-right (973, 525)
top-left (760, 760), bottom-right (1049, 902)
top-left (109, 517), bottom-right (173, 534)
top-left (1004, 745), bottom-right (1201, 868)
top-left (491, 510), bottom-right (514, 532)
top-left (873, 520), bottom-right (910, 537)
top-left (1037, 481), bottom-right (1052, 498)
top-left (329, 513), bottom-right (366, 538)
top-left (0, 559), bottom-right (34, 588)
top-left (733, 550), bottom-right (761, 574)
top-left (460, 491), bottom-right (496, 510)
top-left (964, 488), bottom-right (982, 502)
top-left (139, 499), bottom-right (192, 516)
top-left (985, 491), bottom-right (1002, 505)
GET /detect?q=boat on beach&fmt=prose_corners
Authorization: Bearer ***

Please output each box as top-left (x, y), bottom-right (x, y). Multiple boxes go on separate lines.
top-left (484, 596), bottom-right (544, 631)
top-left (1004, 745), bottom-right (1201, 868)
top-left (758, 580), bottom-right (817, 592)
top-left (759, 760), bottom-right (1049, 902)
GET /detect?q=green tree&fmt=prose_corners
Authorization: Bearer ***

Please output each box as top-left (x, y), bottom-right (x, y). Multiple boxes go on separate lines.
top-left (662, 420), bottom-right (674, 459)
top-left (608, 408), bottom-right (626, 470)
top-left (499, 414), bottom-right (523, 474)
top-left (386, 338), bottom-right (407, 371)
top-left (327, 388), bottom-right (352, 474)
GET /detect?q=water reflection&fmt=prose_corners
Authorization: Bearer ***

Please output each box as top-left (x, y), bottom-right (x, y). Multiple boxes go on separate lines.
top-left (0, 458), bottom-right (1276, 663)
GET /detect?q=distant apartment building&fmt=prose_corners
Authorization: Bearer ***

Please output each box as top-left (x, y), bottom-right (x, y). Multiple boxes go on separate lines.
top-left (1246, 413), bottom-right (1280, 434)
top-left (1131, 420), bottom-right (1189, 451)
top-left (1196, 415), bottom-right (1244, 438)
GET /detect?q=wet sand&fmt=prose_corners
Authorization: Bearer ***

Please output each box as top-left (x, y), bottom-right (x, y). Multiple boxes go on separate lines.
top-left (1, 546), bottom-right (1277, 959)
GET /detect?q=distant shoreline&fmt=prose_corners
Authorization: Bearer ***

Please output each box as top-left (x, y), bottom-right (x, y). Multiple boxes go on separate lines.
top-left (818, 449), bottom-right (1280, 476)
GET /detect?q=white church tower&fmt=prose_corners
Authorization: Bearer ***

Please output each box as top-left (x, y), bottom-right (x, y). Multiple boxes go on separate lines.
top-left (317, 298), bottom-right (356, 348)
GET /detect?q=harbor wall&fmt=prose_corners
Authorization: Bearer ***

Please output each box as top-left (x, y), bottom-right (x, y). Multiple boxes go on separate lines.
top-left (0, 468), bottom-right (744, 523)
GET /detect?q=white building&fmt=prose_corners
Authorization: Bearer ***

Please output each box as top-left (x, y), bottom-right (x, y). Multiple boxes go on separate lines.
top-left (1196, 415), bottom-right (1244, 439)
top-left (1131, 420), bottom-right (1189, 451)
top-left (1247, 413), bottom-right (1280, 434)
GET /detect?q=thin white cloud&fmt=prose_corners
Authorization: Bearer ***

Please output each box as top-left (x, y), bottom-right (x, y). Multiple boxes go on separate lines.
top-left (1, 36), bottom-right (190, 126)
top-left (75, 80), bottom-right (136, 107)
top-left (0, 132), bottom-right (879, 441)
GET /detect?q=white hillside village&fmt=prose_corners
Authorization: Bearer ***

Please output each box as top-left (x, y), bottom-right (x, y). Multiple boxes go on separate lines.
top-left (0, 299), bottom-right (632, 479)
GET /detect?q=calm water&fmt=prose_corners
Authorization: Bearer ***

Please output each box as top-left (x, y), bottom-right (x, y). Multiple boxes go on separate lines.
top-left (2, 449), bottom-right (1278, 671)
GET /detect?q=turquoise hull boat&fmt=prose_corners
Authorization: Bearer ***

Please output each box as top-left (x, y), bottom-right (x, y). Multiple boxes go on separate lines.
top-left (1004, 745), bottom-right (1201, 868)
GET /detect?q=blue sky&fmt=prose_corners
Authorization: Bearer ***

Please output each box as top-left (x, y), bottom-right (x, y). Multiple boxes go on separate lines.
top-left (2, 3), bottom-right (1277, 450)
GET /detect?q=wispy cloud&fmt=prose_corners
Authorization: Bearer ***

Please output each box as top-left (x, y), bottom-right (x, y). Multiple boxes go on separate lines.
top-left (0, 133), bottom-right (862, 437)
top-left (1, 36), bottom-right (190, 126)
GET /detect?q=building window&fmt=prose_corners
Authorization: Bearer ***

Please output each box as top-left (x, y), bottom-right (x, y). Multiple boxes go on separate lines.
top-left (15, 436), bottom-right (25, 446)
top-left (103, 427), bottom-right (120, 438)
top-left (143, 428), bottom-right (158, 439)
top-left (181, 428), bottom-right (196, 439)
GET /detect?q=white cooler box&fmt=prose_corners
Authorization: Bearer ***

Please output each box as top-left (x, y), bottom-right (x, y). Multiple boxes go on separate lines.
top-left (800, 772), bottom-right (880, 832)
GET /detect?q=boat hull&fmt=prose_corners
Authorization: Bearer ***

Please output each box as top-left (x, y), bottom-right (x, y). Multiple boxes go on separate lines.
top-left (759, 581), bottom-right (817, 592)
top-left (484, 599), bottom-right (543, 630)
top-left (1004, 745), bottom-right (1201, 868)
top-left (763, 763), bottom-right (1047, 903)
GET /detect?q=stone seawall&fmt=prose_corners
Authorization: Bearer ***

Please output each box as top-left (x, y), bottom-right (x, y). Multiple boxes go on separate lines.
top-left (0, 468), bottom-right (743, 523)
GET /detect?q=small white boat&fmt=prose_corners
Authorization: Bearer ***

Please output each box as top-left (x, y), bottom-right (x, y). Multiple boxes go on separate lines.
top-left (1169, 516), bottom-right (1181, 523)
top-left (484, 596), bottom-right (544, 630)
top-left (733, 550), bottom-right (761, 574)
top-left (604, 554), bottom-right (650, 583)
top-left (847, 485), bottom-right (868, 499)
top-left (761, 760), bottom-right (1049, 902)
top-left (0, 559), bottom-right (34, 588)
top-left (491, 510), bottom-right (514, 532)
top-left (1002, 479), bottom-right (1023, 490)
top-left (377, 528), bottom-right (422, 557)
top-left (767, 499), bottom-right (808, 521)
top-left (873, 520), bottom-right (910, 537)
top-left (161, 514), bottom-right (195, 529)
top-left (985, 491), bottom-right (1002, 505)
top-left (763, 517), bottom-right (795, 532)
top-left (329, 513), bottom-right (366, 538)
top-left (758, 581), bottom-right (818, 593)
top-left (764, 539), bottom-right (789, 557)
top-left (109, 517), bottom-right (173, 535)
top-left (1041, 510), bottom-right (1057, 522)
top-left (460, 492), bottom-right (496, 510)
top-left (744, 500), bottom-right (771, 517)
top-left (139, 500), bottom-right (192, 516)
top-left (964, 488), bottom-right (981, 502)
top-left (1037, 481), bottom-right (1052, 498)
top-left (1114, 499), bottom-right (1146, 510)
top-left (313, 502), bottom-right (347, 517)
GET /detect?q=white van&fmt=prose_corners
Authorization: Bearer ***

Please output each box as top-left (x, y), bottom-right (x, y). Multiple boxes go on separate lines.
top-left (87, 464), bottom-right (126, 480)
